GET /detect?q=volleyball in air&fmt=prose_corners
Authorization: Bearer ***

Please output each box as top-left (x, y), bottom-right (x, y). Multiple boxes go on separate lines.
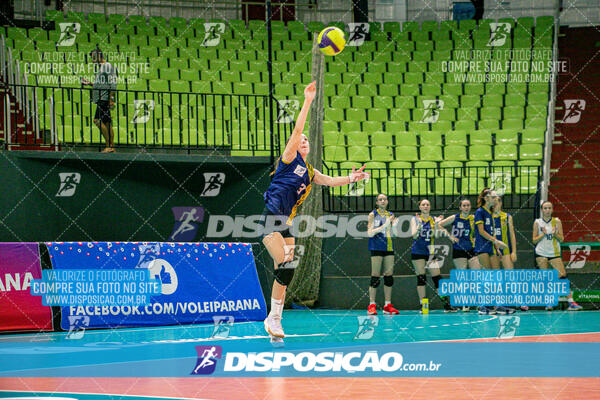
top-left (317, 26), bottom-right (346, 56)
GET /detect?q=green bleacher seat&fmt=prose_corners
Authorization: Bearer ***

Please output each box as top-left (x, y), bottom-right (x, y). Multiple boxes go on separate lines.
top-left (495, 144), bottom-right (518, 160)
top-left (463, 177), bottom-right (486, 194)
top-left (371, 132), bottom-right (393, 146)
top-left (515, 175), bottom-right (538, 194)
top-left (495, 130), bottom-right (519, 145)
top-left (345, 131), bottom-right (367, 146)
top-left (439, 161), bottom-right (463, 177)
top-left (519, 144), bottom-right (543, 160)
top-left (434, 177), bottom-right (458, 195)
top-left (370, 146), bottom-right (393, 161)
top-left (380, 178), bottom-right (404, 196)
top-left (396, 145), bottom-right (419, 162)
top-left (420, 145), bottom-right (443, 161)
top-left (348, 145), bottom-right (371, 162)
top-left (407, 177), bottom-right (430, 196)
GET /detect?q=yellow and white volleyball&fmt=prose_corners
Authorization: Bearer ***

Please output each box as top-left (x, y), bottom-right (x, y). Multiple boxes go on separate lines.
top-left (317, 26), bottom-right (346, 56)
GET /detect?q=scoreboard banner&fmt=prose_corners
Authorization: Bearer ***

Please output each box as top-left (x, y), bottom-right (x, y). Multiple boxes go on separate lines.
top-left (44, 242), bottom-right (267, 329)
top-left (0, 242), bottom-right (53, 332)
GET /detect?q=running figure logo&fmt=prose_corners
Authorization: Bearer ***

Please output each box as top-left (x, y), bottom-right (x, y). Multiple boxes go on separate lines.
top-left (497, 315), bottom-right (520, 339)
top-left (276, 100), bottom-right (299, 124)
top-left (201, 173), bottom-right (225, 197)
top-left (56, 173), bottom-right (81, 197)
top-left (488, 23), bottom-right (511, 47)
top-left (135, 243), bottom-right (161, 269)
top-left (57, 22), bottom-right (80, 46)
top-left (66, 315), bottom-right (89, 340)
top-left (421, 100), bottom-right (444, 123)
top-left (355, 316), bottom-right (379, 340)
top-left (427, 244), bottom-right (450, 267)
top-left (567, 244), bottom-right (591, 269)
top-left (490, 171), bottom-right (512, 196)
top-left (561, 99), bottom-right (586, 123)
top-left (170, 207), bottom-right (205, 241)
top-left (192, 345), bottom-right (223, 375)
top-left (211, 316), bottom-right (234, 339)
top-left (282, 244), bottom-right (304, 269)
top-left (347, 23), bottom-right (369, 46)
top-left (201, 23), bottom-right (225, 47)
top-left (132, 100), bottom-right (155, 124)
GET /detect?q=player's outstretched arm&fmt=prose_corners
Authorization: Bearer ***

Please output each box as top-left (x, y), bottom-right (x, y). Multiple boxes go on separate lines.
top-left (282, 81), bottom-right (316, 163)
top-left (312, 165), bottom-right (369, 187)
top-left (438, 215), bottom-right (455, 227)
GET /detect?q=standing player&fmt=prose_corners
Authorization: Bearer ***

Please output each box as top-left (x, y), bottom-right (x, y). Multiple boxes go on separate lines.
top-left (260, 81), bottom-right (370, 344)
top-left (533, 201), bottom-right (582, 311)
top-left (367, 193), bottom-right (400, 315)
top-left (410, 199), bottom-right (456, 312)
top-left (474, 188), bottom-right (508, 314)
top-left (491, 196), bottom-right (519, 312)
top-left (438, 199), bottom-right (481, 311)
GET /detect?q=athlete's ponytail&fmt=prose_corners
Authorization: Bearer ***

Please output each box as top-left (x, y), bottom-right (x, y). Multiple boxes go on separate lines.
top-left (270, 156), bottom-right (281, 176)
top-left (477, 188), bottom-right (491, 208)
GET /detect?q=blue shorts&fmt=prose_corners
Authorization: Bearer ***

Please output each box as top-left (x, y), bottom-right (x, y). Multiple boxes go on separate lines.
top-left (258, 207), bottom-right (292, 238)
top-left (475, 242), bottom-right (494, 255)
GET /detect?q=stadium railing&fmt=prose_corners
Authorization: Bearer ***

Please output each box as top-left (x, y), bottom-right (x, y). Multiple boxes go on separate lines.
top-left (2, 82), bottom-right (295, 155)
top-left (323, 165), bottom-right (542, 212)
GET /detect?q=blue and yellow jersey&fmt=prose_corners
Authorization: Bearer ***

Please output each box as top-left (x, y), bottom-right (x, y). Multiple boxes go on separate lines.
top-left (474, 206), bottom-right (495, 253)
top-left (452, 214), bottom-right (475, 251)
top-left (263, 152), bottom-right (314, 225)
top-left (368, 209), bottom-right (394, 252)
top-left (411, 215), bottom-right (435, 256)
top-left (493, 211), bottom-right (512, 255)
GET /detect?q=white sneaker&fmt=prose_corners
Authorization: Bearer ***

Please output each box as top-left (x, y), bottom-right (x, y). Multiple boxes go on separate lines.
top-left (264, 314), bottom-right (285, 338)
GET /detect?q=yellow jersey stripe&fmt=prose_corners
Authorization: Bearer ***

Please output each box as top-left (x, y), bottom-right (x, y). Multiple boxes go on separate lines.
top-left (285, 162), bottom-right (314, 226)
top-left (551, 218), bottom-right (560, 256)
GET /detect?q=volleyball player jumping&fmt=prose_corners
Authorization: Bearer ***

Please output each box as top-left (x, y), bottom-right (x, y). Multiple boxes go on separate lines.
top-left (260, 81), bottom-right (370, 344)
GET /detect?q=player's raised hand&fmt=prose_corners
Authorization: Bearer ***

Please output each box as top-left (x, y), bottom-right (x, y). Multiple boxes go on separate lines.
top-left (415, 214), bottom-right (422, 231)
top-left (349, 165), bottom-right (369, 183)
top-left (304, 81), bottom-right (317, 102)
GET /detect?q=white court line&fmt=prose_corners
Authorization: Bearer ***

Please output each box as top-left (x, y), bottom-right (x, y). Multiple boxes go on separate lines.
top-left (151, 333), bottom-right (328, 343)
top-left (420, 331), bottom-right (600, 343)
top-left (0, 390), bottom-right (213, 400)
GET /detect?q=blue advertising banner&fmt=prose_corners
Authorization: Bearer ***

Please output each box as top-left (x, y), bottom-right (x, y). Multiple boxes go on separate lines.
top-left (44, 242), bottom-right (267, 329)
